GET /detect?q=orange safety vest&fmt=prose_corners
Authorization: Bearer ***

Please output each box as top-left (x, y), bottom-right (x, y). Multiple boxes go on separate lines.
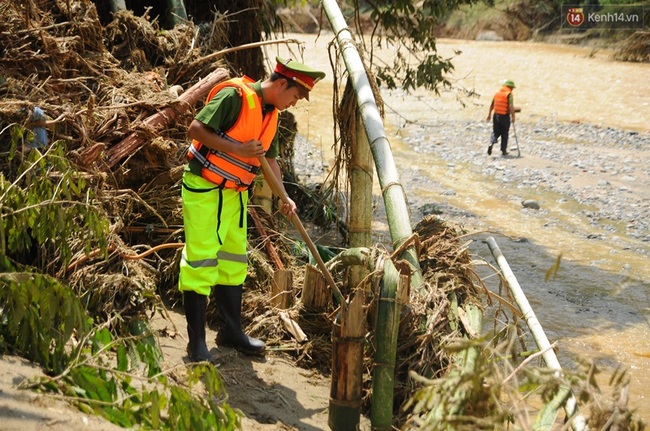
top-left (493, 86), bottom-right (512, 115)
top-left (188, 76), bottom-right (279, 191)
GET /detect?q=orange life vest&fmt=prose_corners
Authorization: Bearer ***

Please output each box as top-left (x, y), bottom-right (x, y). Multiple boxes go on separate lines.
top-left (188, 76), bottom-right (279, 191)
top-left (493, 86), bottom-right (512, 115)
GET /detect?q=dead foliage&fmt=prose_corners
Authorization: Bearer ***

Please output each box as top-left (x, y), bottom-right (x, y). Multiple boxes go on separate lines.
top-left (613, 31), bottom-right (650, 63)
top-left (0, 0), bottom-right (230, 324)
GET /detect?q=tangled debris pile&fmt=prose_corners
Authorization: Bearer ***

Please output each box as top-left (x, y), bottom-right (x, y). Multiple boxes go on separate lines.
top-left (0, 0), bottom-right (231, 319)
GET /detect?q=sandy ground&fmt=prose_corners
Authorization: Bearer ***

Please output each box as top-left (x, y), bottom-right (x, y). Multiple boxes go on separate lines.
top-left (2, 34), bottom-right (649, 430)
top-left (0, 356), bottom-right (126, 431)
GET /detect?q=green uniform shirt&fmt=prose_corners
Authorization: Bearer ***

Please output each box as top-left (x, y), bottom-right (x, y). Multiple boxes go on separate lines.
top-left (195, 80), bottom-right (280, 158)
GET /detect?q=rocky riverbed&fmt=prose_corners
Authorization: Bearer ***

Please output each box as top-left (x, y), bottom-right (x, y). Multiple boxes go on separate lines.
top-left (401, 118), bottom-right (650, 245)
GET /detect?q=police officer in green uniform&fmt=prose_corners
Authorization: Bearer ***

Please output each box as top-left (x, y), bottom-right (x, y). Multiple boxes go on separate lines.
top-left (180, 57), bottom-right (325, 362)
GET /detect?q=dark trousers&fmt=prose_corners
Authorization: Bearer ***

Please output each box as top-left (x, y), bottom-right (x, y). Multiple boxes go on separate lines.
top-left (491, 114), bottom-right (510, 152)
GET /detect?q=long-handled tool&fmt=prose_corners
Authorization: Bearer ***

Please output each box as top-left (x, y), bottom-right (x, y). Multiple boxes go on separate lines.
top-left (257, 156), bottom-right (346, 307)
top-left (512, 122), bottom-right (521, 158)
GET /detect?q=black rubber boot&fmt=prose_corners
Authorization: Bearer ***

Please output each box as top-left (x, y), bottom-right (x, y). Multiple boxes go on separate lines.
top-left (214, 285), bottom-right (265, 355)
top-left (183, 290), bottom-right (212, 362)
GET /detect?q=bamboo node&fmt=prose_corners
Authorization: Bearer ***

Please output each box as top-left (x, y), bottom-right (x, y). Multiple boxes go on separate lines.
top-left (328, 397), bottom-right (361, 408)
top-left (332, 335), bottom-right (365, 343)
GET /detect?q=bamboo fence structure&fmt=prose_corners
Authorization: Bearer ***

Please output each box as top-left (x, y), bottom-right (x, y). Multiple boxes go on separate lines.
top-left (321, 0), bottom-right (423, 291)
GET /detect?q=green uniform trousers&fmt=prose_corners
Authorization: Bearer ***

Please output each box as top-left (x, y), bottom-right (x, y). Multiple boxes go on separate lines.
top-left (179, 170), bottom-right (248, 296)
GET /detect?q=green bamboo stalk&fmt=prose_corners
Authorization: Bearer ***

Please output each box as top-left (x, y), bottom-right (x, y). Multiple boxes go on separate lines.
top-left (421, 295), bottom-right (483, 428)
top-left (109, 0), bottom-right (126, 13)
top-left (331, 103), bottom-right (372, 430)
top-left (327, 247), bottom-right (372, 269)
top-left (486, 237), bottom-right (586, 431)
top-left (348, 87), bottom-right (373, 250)
top-left (348, 87), bottom-right (373, 292)
top-left (370, 258), bottom-right (402, 430)
top-left (321, 0), bottom-right (423, 291)
top-left (166, 0), bottom-right (188, 26)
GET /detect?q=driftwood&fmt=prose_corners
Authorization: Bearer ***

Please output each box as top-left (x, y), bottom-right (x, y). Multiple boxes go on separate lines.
top-left (80, 68), bottom-right (229, 169)
top-left (279, 311), bottom-right (308, 343)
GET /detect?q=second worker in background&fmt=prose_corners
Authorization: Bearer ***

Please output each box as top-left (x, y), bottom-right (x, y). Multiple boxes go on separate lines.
top-left (486, 79), bottom-right (516, 156)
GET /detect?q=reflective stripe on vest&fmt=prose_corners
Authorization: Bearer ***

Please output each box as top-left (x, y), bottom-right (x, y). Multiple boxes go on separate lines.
top-left (494, 86), bottom-right (512, 115)
top-left (188, 144), bottom-right (250, 188)
top-left (188, 76), bottom-right (279, 191)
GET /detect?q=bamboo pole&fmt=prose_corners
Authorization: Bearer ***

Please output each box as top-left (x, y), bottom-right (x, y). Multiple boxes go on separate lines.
top-left (166, 0), bottom-right (188, 26)
top-left (348, 93), bottom-right (373, 250)
top-left (348, 88), bottom-right (374, 292)
top-left (486, 237), bottom-right (587, 431)
top-left (329, 103), bottom-right (373, 431)
top-left (302, 264), bottom-right (330, 309)
top-left (370, 258), bottom-right (403, 430)
top-left (426, 296), bottom-right (483, 424)
top-left (323, 247), bottom-right (374, 430)
top-left (329, 292), bottom-right (365, 430)
top-left (271, 269), bottom-right (292, 309)
top-left (321, 0), bottom-right (423, 291)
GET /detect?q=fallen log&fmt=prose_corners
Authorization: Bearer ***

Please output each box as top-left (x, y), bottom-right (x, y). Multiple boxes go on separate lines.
top-left (80, 68), bottom-right (229, 169)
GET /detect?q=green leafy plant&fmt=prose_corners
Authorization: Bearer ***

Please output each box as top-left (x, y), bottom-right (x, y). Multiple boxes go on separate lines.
top-left (1, 131), bottom-right (241, 429)
top-left (0, 271), bottom-right (91, 374)
top-left (26, 327), bottom-right (242, 430)
top-left (354, 0), bottom-right (484, 93)
top-left (1, 133), bottom-right (109, 274)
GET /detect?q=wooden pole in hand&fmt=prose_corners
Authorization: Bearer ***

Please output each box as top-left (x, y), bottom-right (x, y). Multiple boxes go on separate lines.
top-left (257, 156), bottom-right (346, 309)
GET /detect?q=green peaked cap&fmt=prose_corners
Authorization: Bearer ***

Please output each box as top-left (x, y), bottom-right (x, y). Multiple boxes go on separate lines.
top-left (274, 56), bottom-right (325, 91)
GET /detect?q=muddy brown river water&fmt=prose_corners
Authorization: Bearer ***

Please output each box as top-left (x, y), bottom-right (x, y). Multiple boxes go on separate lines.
top-left (275, 32), bottom-right (650, 422)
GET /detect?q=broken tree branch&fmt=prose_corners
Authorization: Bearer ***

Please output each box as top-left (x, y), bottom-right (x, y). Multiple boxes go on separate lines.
top-left (79, 68), bottom-right (229, 169)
